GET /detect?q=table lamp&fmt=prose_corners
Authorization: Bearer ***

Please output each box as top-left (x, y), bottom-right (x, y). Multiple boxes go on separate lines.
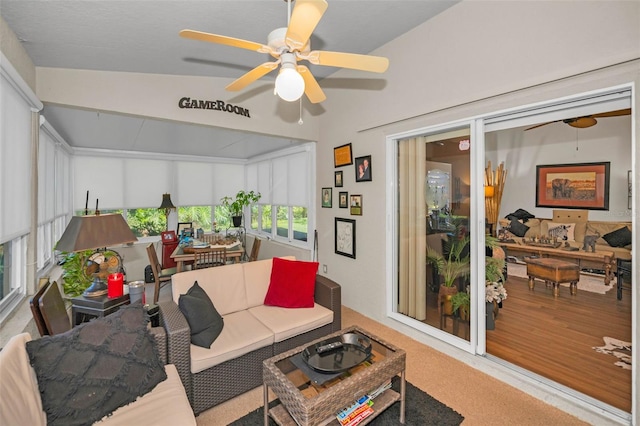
top-left (56, 211), bottom-right (138, 297)
top-left (159, 193), bottom-right (176, 231)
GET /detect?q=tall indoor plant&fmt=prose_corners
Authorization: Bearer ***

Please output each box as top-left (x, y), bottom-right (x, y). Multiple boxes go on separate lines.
top-left (427, 226), bottom-right (471, 315)
top-left (220, 190), bottom-right (261, 227)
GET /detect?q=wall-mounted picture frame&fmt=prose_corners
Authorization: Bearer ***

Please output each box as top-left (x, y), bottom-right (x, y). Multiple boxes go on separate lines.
top-left (334, 143), bottom-right (353, 168)
top-left (535, 162), bottom-right (610, 210)
top-left (355, 155), bottom-right (372, 182)
top-left (628, 170), bottom-right (632, 210)
top-left (350, 194), bottom-right (362, 215)
top-left (335, 170), bottom-right (343, 187)
top-left (321, 187), bottom-right (332, 208)
top-left (335, 217), bottom-right (356, 259)
top-left (339, 191), bottom-right (349, 208)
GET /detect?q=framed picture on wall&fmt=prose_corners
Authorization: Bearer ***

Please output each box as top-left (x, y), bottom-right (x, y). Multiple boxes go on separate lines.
top-left (535, 162), bottom-right (610, 210)
top-left (355, 155), bottom-right (372, 182)
top-left (334, 143), bottom-right (353, 167)
top-left (350, 194), bottom-right (362, 215)
top-left (321, 187), bottom-right (332, 208)
top-left (335, 218), bottom-right (356, 259)
top-left (335, 171), bottom-right (343, 187)
top-left (339, 191), bottom-right (349, 208)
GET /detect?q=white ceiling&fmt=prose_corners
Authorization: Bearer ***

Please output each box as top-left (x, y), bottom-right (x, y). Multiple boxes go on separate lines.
top-left (1, 0), bottom-right (459, 159)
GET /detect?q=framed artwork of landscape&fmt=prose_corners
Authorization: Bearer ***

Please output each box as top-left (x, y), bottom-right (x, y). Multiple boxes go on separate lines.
top-left (535, 162), bottom-right (610, 210)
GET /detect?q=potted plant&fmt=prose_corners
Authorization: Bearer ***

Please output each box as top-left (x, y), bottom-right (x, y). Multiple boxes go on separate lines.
top-left (485, 236), bottom-right (507, 329)
top-left (220, 190), bottom-right (261, 227)
top-left (427, 226), bottom-right (470, 315)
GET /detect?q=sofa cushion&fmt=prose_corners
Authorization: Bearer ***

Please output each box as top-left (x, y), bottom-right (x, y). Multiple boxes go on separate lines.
top-left (189, 310), bottom-right (274, 374)
top-left (506, 208), bottom-right (535, 221)
top-left (178, 281), bottom-right (224, 348)
top-left (25, 303), bottom-right (167, 426)
top-left (97, 364), bottom-right (196, 426)
top-left (243, 256), bottom-right (296, 308)
top-left (508, 219), bottom-right (529, 237)
top-left (172, 263), bottom-right (248, 315)
top-left (249, 304), bottom-right (334, 343)
top-left (0, 333), bottom-right (47, 426)
top-left (264, 257), bottom-right (319, 308)
top-left (602, 226), bottom-right (632, 248)
top-left (543, 221), bottom-right (576, 242)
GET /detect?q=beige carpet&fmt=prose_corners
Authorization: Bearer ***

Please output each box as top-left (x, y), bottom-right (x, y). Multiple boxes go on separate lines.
top-left (196, 306), bottom-right (587, 426)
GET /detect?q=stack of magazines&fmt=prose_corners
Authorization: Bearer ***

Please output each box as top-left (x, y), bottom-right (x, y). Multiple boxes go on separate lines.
top-left (335, 380), bottom-right (392, 426)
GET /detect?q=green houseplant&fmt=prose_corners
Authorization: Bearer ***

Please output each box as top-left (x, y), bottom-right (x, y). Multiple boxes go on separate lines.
top-left (221, 190), bottom-right (261, 227)
top-left (450, 290), bottom-right (470, 321)
top-left (427, 225), bottom-right (471, 315)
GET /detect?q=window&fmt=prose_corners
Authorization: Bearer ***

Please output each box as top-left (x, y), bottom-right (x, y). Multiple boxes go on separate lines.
top-left (0, 235), bottom-right (27, 311)
top-left (246, 144), bottom-right (314, 247)
top-left (178, 206), bottom-right (213, 233)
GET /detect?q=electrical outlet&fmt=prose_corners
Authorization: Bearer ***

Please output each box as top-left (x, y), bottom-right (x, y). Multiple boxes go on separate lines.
top-left (322, 264), bottom-right (328, 273)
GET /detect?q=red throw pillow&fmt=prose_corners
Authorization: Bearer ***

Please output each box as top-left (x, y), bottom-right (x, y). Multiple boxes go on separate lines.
top-left (264, 257), bottom-right (319, 308)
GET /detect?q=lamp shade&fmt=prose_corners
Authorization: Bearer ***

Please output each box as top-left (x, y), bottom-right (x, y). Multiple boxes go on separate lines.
top-left (484, 186), bottom-right (495, 198)
top-left (56, 213), bottom-right (138, 252)
top-left (159, 193), bottom-right (176, 210)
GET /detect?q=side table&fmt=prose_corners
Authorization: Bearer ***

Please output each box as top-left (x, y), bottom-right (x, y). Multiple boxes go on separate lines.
top-left (71, 294), bottom-right (130, 326)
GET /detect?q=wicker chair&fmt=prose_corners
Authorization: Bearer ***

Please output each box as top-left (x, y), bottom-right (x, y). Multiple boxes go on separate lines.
top-left (146, 243), bottom-right (177, 304)
top-left (193, 247), bottom-right (227, 269)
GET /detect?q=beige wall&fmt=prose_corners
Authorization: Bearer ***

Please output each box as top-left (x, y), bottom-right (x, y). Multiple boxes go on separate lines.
top-left (0, 16), bottom-right (35, 91)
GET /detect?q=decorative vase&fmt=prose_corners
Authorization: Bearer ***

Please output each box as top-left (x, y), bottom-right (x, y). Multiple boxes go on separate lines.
top-left (486, 301), bottom-right (495, 330)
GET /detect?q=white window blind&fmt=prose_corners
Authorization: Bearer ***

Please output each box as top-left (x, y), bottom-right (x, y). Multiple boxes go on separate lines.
top-left (175, 161), bottom-right (214, 206)
top-left (55, 148), bottom-right (71, 217)
top-left (123, 158), bottom-right (171, 208)
top-left (212, 163), bottom-right (244, 201)
top-left (257, 161), bottom-right (272, 203)
top-left (38, 129), bottom-right (56, 224)
top-left (74, 157), bottom-right (125, 210)
top-left (272, 152), bottom-right (308, 206)
top-left (0, 73), bottom-right (33, 242)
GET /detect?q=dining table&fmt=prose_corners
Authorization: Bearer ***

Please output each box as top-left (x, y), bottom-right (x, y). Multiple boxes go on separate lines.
top-left (170, 243), bottom-right (245, 272)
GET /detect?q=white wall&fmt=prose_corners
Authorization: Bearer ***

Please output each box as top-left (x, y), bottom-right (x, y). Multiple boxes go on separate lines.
top-left (489, 115), bottom-right (632, 222)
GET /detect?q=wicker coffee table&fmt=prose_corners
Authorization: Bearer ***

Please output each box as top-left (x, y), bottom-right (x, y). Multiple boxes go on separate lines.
top-left (263, 326), bottom-right (406, 425)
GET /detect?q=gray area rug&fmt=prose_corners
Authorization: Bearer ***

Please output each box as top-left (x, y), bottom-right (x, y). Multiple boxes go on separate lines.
top-left (230, 376), bottom-right (464, 426)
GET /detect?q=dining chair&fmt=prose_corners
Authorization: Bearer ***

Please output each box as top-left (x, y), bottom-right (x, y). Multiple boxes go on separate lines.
top-left (193, 247), bottom-right (227, 269)
top-left (199, 233), bottom-right (217, 244)
top-left (38, 281), bottom-right (71, 336)
top-left (146, 243), bottom-right (177, 304)
top-left (248, 237), bottom-right (262, 262)
top-left (30, 280), bottom-right (52, 336)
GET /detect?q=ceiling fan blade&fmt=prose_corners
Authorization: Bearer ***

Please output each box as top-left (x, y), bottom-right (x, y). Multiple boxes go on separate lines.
top-left (297, 65), bottom-right (326, 104)
top-left (524, 121), bottom-right (555, 131)
top-left (226, 62), bottom-right (279, 91)
top-left (591, 108), bottom-right (631, 118)
top-left (304, 50), bottom-right (389, 73)
top-left (180, 29), bottom-right (272, 54)
top-left (285, 0), bottom-right (328, 51)
top-left (566, 117), bottom-right (597, 128)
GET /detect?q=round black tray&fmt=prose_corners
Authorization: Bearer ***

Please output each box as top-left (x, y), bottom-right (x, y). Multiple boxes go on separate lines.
top-left (302, 332), bottom-right (372, 373)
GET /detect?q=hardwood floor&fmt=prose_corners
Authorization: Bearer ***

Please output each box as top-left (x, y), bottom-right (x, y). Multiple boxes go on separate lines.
top-left (486, 275), bottom-right (632, 412)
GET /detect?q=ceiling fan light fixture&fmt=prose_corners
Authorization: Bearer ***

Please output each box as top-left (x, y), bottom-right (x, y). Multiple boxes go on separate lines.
top-left (275, 56), bottom-right (305, 102)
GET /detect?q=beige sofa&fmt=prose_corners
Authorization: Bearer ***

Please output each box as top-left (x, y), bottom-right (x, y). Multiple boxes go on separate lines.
top-left (499, 209), bottom-right (632, 261)
top-left (0, 331), bottom-right (196, 426)
top-left (159, 255), bottom-right (342, 414)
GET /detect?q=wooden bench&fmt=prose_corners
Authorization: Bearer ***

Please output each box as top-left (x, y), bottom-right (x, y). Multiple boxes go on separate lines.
top-left (526, 257), bottom-right (580, 297)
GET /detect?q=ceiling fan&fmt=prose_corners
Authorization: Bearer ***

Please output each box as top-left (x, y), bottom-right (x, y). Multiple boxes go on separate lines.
top-left (179, 0), bottom-right (389, 104)
top-left (524, 108), bottom-right (631, 131)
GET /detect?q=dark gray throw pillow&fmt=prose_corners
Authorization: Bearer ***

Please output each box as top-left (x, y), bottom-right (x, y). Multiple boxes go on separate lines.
top-left (602, 226), bottom-right (632, 248)
top-left (25, 302), bottom-right (167, 426)
top-left (508, 219), bottom-right (529, 237)
top-left (178, 281), bottom-right (224, 348)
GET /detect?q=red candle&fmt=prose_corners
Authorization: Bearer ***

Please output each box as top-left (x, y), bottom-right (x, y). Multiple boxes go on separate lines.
top-left (107, 273), bottom-right (124, 298)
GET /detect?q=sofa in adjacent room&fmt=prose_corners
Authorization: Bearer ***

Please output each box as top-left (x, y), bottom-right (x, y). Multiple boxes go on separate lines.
top-left (159, 255), bottom-right (342, 414)
top-left (0, 305), bottom-right (196, 426)
top-left (499, 209), bottom-right (632, 261)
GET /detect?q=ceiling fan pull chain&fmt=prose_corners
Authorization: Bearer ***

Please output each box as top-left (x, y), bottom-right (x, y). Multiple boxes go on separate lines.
top-left (298, 98), bottom-right (304, 125)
